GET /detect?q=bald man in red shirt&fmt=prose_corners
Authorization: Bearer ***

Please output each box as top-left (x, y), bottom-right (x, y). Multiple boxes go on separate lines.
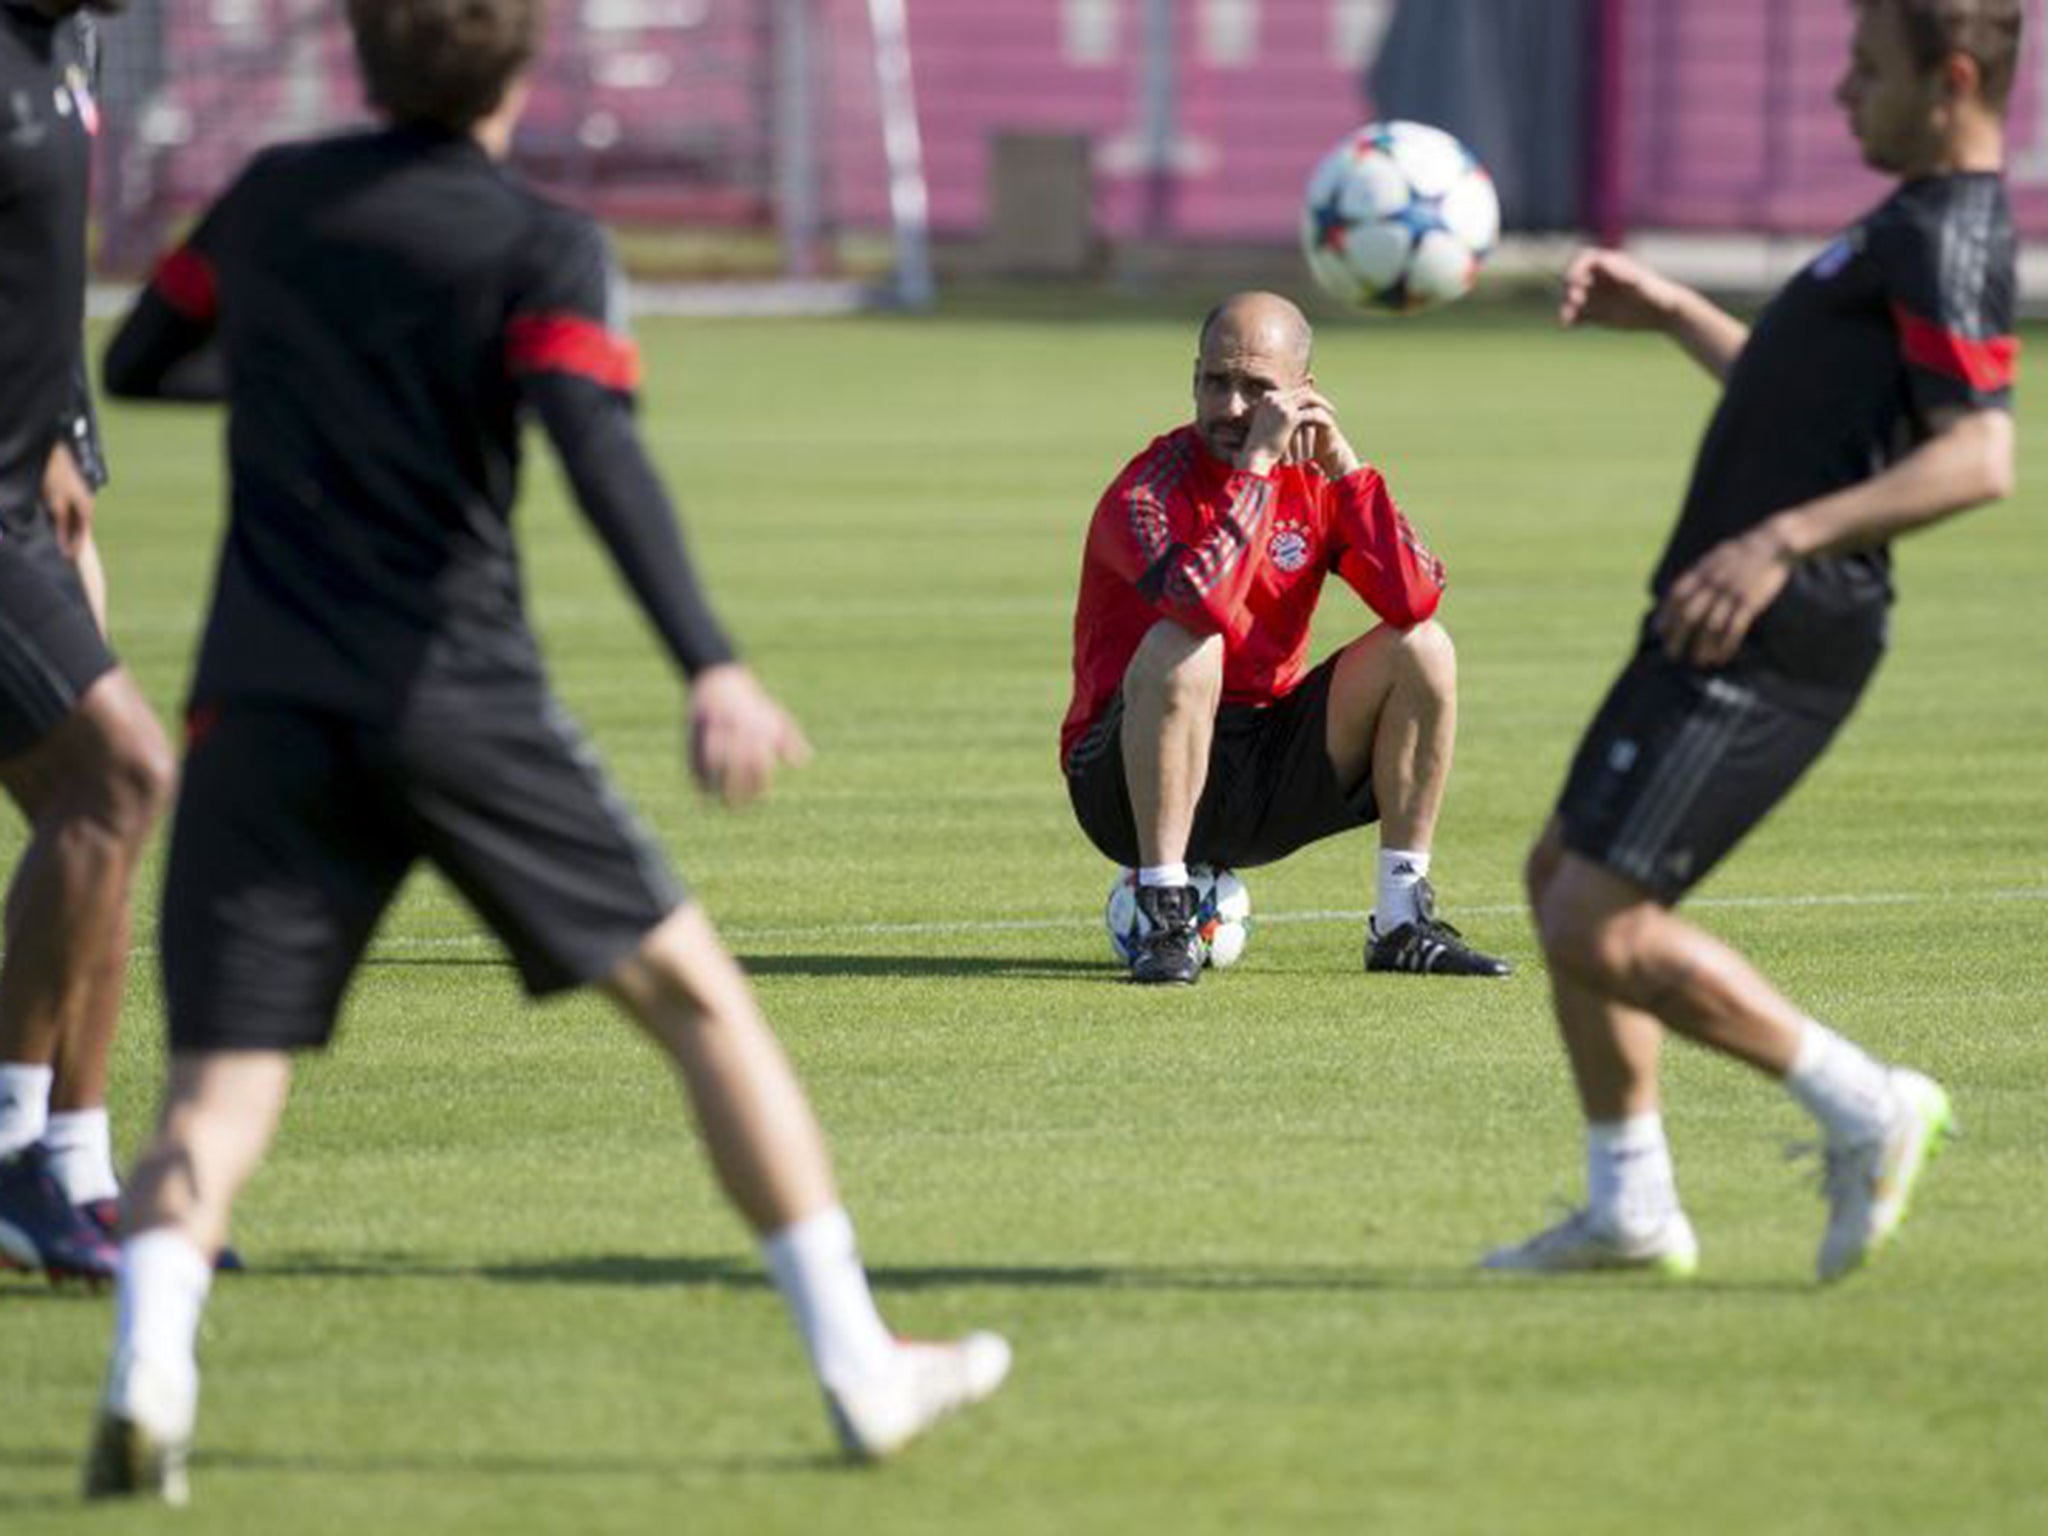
top-left (1063, 291), bottom-right (1510, 984)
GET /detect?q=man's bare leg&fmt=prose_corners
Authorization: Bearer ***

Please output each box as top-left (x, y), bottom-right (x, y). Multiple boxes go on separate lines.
top-left (85, 1050), bottom-right (289, 1503)
top-left (607, 904), bottom-right (1008, 1458)
top-left (0, 671), bottom-right (171, 1277)
top-left (0, 671), bottom-right (171, 1083)
top-left (1118, 620), bottom-right (1222, 868)
top-left (1324, 618), bottom-right (1455, 851)
top-left (1489, 828), bottom-right (1950, 1279)
top-left (604, 904), bottom-right (838, 1233)
top-left (1323, 620), bottom-right (1507, 974)
top-left (1115, 621), bottom-right (1222, 983)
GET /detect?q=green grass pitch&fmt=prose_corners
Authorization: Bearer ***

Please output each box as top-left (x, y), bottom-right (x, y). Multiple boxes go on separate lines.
top-left (3, 304), bottom-right (2045, 1533)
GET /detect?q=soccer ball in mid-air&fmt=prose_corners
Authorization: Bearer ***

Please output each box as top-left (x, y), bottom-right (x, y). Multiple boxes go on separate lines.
top-left (1104, 866), bottom-right (1253, 970)
top-left (1301, 120), bottom-right (1500, 314)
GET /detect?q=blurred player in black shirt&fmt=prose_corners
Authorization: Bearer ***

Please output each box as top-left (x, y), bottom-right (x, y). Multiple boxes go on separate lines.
top-left (0, 0), bottom-right (173, 1284)
top-left (84, 0), bottom-right (1005, 1503)
top-left (1489, 0), bottom-right (2019, 1284)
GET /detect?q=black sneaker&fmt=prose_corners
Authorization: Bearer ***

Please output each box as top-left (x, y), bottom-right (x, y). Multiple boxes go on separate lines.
top-left (1365, 880), bottom-right (1512, 977)
top-left (1130, 884), bottom-right (1201, 985)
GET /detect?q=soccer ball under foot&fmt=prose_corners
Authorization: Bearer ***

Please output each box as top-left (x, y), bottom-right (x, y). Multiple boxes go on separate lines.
top-left (1105, 866), bottom-right (1252, 969)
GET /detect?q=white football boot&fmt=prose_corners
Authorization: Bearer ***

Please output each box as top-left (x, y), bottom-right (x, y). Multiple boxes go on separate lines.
top-left (1481, 1206), bottom-right (1699, 1278)
top-left (82, 1347), bottom-right (196, 1506)
top-left (825, 1332), bottom-right (1012, 1461)
top-left (1815, 1068), bottom-right (1953, 1284)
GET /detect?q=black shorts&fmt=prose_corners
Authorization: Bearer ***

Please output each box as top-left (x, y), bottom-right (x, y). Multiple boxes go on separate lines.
top-left (162, 700), bottom-right (685, 1052)
top-left (1065, 653), bottom-right (1378, 870)
top-left (1555, 640), bottom-right (1872, 904)
top-left (0, 508), bottom-right (116, 759)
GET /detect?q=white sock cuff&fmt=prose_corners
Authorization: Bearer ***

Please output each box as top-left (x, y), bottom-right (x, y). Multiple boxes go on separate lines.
top-left (1377, 848), bottom-right (1432, 879)
top-left (763, 1204), bottom-right (858, 1270)
top-left (42, 1106), bottom-right (120, 1203)
top-left (1137, 863), bottom-right (1190, 888)
top-left (44, 1106), bottom-right (110, 1136)
top-left (1588, 1112), bottom-right (1666, 1152)
top-left (122, 1228), bottom-right (213, 1297)
top-left (1788, 1016), bottom-right (1834, 1081)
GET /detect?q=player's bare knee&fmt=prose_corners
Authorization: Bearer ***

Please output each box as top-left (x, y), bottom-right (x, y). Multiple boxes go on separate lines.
top-left (101, 725), bottom-right (175, 842)
top-left (612, 905), bottom-right (757, 1047)
top-left (1393, 619), bottom-right (1456, 700)
top-left (1534, 890), bottom-right (1642, 990)
top-left (1124, 622), bottom-right (1222, 711)
top-left (64, 691), bottom-right (175, 844)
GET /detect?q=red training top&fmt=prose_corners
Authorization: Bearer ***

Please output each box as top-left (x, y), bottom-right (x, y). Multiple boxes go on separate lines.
top-left (1061, 425), bottom-right (1446, 764)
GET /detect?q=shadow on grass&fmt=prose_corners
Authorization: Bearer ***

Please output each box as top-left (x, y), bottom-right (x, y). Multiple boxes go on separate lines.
top-left (212, 1444), bottom-right (833, 1481)
top-left (0, 1441), bottom-right (840, 1507)
top-left (739, 951), bottom-right (1112, 980)
top-left (246, 1250), bottom-right (1801, 1296)
top-left (358, 953), bottom-right (511, 972)
top-left (350, 951), bottom-right (1120, 982)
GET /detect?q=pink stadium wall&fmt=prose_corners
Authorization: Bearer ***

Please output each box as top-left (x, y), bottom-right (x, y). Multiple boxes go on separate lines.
top-left (828, 0), bottom-right (1385, 243)
top-left (1611, 0), bottom-right (2048, 234)
top-left (97, 0), bottom-right (2048, 270)
top-left (868, 0), bottom-right (2048, 245)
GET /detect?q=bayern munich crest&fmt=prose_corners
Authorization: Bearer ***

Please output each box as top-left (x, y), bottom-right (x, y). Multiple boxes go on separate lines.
top-left (1268, 520), bottom-right (1314, 574)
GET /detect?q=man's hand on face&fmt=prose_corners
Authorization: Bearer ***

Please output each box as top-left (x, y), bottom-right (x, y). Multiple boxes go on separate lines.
top-left (1238, 386), bottom-right (1360, 479)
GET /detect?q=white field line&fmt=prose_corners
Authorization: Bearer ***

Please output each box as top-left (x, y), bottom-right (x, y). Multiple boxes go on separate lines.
top-left (193, 884), bottom-right (2047, 958)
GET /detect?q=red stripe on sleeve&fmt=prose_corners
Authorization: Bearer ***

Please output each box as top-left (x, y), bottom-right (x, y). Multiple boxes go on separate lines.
top-left (1891, 302), bottom-right (2019, 393)
top-left (505, 314), bottom-right (642, 392)
top-left (152, 246), bottom-right (218, 325)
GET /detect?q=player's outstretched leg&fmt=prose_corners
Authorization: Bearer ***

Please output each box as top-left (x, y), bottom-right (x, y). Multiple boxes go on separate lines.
top-left (1323, 621), bottom-right (1509, 976)
top-left (84, 1051), bottom-right (289, 1504)
top-left (1501, 841), bottom-right (1954, 1284)
top-left (607, 904), bottom-right (1010, 1458)
top-left (1485, 829), bottom-right (1695, 1274)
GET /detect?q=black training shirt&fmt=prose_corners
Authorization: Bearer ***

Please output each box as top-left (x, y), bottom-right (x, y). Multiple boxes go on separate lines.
top-left (105, 126), bottom-right (734, 723)
top-left (1653, 173), bottom-right (2017, 691)
top-left (0, 4), bottom-right (98, 522)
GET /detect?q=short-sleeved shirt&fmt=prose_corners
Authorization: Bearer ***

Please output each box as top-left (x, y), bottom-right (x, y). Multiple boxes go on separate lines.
top-left (0, 5), bottom-right (96, 524)
top-left (1652, 173), bottom-right (2017, 694)
top-left (1061, 425), bottom-right (1446, 764)
top-left (141, 127), bottom-right (641, 724)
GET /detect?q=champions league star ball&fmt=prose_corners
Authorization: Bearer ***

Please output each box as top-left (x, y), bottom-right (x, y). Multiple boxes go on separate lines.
top-left (1104, 866), bottom-right (1253, 970)
top-left (1301, 120), bottom-right (1500, 313)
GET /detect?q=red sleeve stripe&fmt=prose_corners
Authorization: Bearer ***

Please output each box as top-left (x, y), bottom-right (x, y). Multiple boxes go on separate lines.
top-left (1891, 302), bottom-right (2019, 393)
top-left (151, 246), bottom-right (218, 324)
top-left (505, 314), bottom-right (641, 392)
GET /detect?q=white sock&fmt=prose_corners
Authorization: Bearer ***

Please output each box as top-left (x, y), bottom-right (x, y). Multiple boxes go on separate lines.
top-left (1137, 863), bottom-right (1189, 889)
top-left (0, 1063), bottom-right (54, 1159)
top-left (113, 1229), bottom-right (212, 1426)
top-left (1375, 848), bottom-right (1432, 930)
top-left (1785, 1018), bottom-right (1895, 1145)
top-left (762, 1206), bottom-right (899, 1392)
top-left (1586, 1113), bottom-right (1681, 1233)
top-left (44, 1107), bottom-right (120, 1204)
